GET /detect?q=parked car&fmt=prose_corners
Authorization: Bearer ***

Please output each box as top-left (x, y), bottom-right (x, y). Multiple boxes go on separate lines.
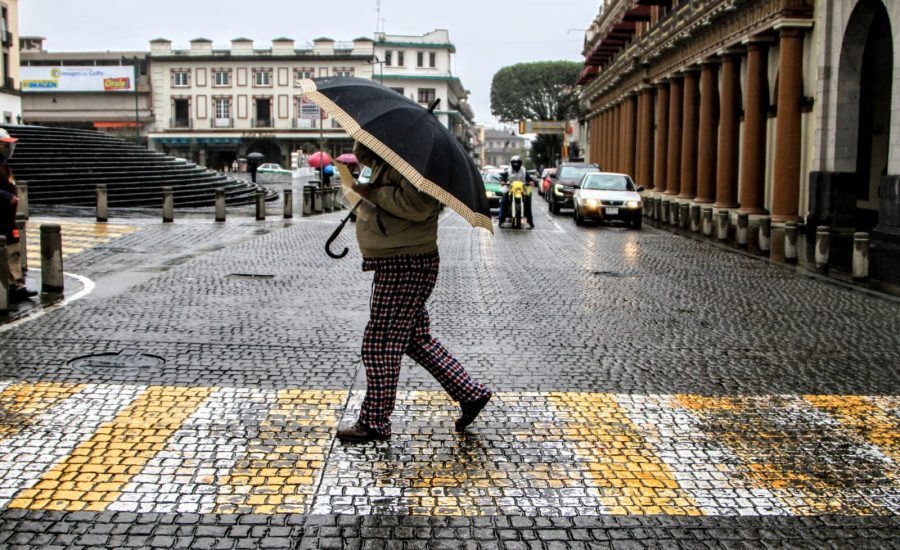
top-left (539, 168), bottom-right (556, 197)
top-left (258, 162), bottom-right (292, 175)
top-left (482, 168), bottom-right (506, 209)
top-left (547, 162), bottom-right (600, 214)
top-left (573, 172), bottom-right (643, 229)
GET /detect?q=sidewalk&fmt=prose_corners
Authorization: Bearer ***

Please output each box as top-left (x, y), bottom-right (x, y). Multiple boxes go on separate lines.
top-left (0, 206), bottom-right (898, 548)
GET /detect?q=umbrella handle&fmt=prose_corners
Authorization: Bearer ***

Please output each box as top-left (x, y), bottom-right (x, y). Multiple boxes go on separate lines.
top-left (325, 202), bottom-right (362, 260)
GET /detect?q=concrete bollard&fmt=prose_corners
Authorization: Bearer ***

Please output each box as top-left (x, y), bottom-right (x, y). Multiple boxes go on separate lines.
top-left (679, 203), bottom-right (690, 230)
top-left (670, 202), bottom-right (679, 226)
top-left (815, 225), bottom-right (830, 272)
top-left (215, 188), bottom-right (226, 222)
top-left (284, 189), bottom-right (293, 219)
top-left (302, 187), bottom-right (313, 216)
top-left (96, 184), bottom-right (108, 222)
top-left (162, 187), bottom-right (174, 223)
top-left (701, 208), bottom-right (713, 237)
top-left (784, 221), bottom-right (798, 263)
top-left (736, 213), bottom-right (749, 246)
top-left (0, 236), bottom-right (8, 314)
top-left (40, 223), bottom-right (64, 294)
top-left (853, 232), bottom-right (869, 281)
top-left (690, 205), bottom-right (701, 232)
top-left (653, 198), bottom-right (660, 221)
top-left (16, 214), bottom-right (26, 273)
top-left (322, 187), bottom-right (333, 212)
top-left (661, 201), bottom-right (670, 225)
top-left (313, 188), bottom-right (323, 213)
top-left (716, 211), bottom-right (729, 241)
top-left (256, 190), bottom-right (266, 221)
top-left (758, 216), bottom-right (771, 254)
top-left (17, 183), bottom-right (28, 220)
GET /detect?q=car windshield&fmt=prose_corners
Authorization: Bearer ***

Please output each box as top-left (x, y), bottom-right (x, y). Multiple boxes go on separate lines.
top-left (483, 171), bottom-right (504, 183)
top-left (581, 174), bottom-right (635, 191)
top-left (559, 166), bottom-right (596, 180)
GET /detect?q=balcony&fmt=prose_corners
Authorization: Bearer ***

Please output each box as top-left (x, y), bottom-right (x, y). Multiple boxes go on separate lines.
top-left (583, 0), bottom-right (656, 68)
top-left (1, 30), bottom-right (12, 48)
top-left (170, 118), bottom-right (193, 129)
top-left (252, 118), bottom-right (273, 128)
top-left (211, 117), bottom-right (234, 128)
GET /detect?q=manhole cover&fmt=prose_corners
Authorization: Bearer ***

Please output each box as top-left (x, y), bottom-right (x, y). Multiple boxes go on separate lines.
top-left (226, 273), bottom-right (276, 279)
top-left (68, 350), bottom-right (165, 373)
top-left (591, 271), bottom-right (637, 278)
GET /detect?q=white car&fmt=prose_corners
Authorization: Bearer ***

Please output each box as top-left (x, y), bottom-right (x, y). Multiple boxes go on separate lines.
top-left (257, 163), bottom-right (291, 174)
top-left (573, 172), bottom-right (643, 229)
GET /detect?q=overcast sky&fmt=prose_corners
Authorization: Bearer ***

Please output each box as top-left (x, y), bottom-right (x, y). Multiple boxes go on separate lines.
top-left (20, 0), bottom-right (597, 126)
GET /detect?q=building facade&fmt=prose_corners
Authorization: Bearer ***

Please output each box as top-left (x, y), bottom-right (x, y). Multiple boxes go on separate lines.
top-left (145, 37), bottom-right (375, 170)
top-left (0, 0), bottom-right (20, 123)
top-left (373, 30), bottom-right (475, 149)
top-left (579, 0), bottom-right (900, 282)
top-left (19, 37), bottom-right (151, 141)
top-left (479, 127), bottom-right (530, 168)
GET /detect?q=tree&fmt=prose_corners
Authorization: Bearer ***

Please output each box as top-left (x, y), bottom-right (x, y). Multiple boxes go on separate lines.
top-left (490, 61), bottom-right (582, 168)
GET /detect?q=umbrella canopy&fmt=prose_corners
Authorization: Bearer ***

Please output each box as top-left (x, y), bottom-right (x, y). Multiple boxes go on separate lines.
top-left (335, 152), bottom-right (358, 165)
top-left (300, 77), bottom-right (491, 232)
top-left (308, 151), bottom-right (332, 168)
top-left (246, 152), bottom-right (265, 160)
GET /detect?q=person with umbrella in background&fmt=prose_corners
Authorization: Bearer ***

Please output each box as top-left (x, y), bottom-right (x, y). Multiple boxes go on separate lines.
top-left (301, 77), bottom-right (493, 443)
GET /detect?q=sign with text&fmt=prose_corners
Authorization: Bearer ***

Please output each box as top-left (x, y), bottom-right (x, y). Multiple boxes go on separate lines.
top-left (21, 66), bottom-right (135, 92)
top-left (299, 97), bottom-right (328, 120)
top-left (518, 120), bottom-right (570, 134)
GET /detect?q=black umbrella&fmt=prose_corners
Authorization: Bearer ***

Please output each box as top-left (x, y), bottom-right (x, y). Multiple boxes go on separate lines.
top-left (300, 77), bottom-right (492, 250)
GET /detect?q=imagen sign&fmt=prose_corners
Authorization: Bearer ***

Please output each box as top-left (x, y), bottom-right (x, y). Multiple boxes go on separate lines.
top-left (21, 66), bottom-right (135, 92)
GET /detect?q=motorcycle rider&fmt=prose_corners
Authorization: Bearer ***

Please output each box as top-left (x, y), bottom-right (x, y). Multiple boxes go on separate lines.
top-left (497, 155), bottom-right (534, 228)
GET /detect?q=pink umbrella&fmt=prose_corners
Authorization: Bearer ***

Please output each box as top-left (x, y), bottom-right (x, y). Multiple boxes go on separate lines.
top-left (335, 153), bottom-right (358, 165)
top-left (308, 151), bottom-right (332, 168)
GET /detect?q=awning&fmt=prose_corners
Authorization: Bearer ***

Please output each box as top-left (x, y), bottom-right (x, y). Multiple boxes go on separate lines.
top-left (93, 121), bottom-right (141, 129)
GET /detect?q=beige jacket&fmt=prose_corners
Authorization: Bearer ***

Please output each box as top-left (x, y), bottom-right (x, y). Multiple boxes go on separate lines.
top-left (355, 166), bottom-right (440, 258)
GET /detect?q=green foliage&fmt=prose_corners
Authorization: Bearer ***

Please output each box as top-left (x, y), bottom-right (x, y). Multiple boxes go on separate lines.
top-left (490, 61), bottom-right (583, 123)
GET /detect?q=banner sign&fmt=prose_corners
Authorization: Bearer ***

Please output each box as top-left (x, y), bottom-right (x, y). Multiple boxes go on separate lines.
top-left (299, 97), bottom-right (328, 120)
top-left (518, 120), bottom-right (570, 134)
top-left (21, 66), bottom-right (135, 92)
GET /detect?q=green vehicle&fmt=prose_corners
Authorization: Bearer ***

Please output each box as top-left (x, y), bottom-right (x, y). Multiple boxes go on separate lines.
top-left (482, 168), bottom-right (506, 209)
top-left (257, 163), bottom-right (292, 175)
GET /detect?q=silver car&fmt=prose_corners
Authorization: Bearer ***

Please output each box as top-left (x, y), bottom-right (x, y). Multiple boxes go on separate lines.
top-left (573, 172), bottom-right (643, 229)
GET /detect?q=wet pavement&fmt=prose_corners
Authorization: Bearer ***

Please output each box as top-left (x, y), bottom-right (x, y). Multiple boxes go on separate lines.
top-left (0, 199), bottom-right (898, 548)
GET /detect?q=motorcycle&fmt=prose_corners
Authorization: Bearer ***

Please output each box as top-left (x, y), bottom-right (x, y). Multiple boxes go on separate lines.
top-left (508, 180), bottom-right (526, 229)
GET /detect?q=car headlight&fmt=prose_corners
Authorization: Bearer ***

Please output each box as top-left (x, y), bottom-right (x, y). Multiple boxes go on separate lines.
top-left (585, 199), bottom-right (599, 208)
top-left (626, 200), bottom-right (641, 208)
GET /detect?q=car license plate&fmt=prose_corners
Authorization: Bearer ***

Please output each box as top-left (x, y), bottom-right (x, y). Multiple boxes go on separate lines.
top-left (605, 207), bottom-right (619, 215)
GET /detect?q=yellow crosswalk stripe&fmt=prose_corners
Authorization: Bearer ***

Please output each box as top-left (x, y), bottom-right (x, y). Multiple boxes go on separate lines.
top-left (0, 383), bottom-right (86, 442)
top-left (804, 395), bottom-right (900, 463)
top-left (23, 221), bottom-right (139, 263)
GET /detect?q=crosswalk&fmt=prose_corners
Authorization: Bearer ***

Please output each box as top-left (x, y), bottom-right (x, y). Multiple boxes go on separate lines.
top-left (0, 382), bottom-right (896, 517)
top-left (22, 221), bottom-right (139, 265)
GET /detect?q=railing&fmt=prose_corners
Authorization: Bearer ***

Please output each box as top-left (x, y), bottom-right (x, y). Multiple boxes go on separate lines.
top-left (292, 118), bottom-right (318, 129)
top-left (170, 118), bottom-right (193, 129)
top-left (211, 117), bottom-right (234, 128)
top-left (251, 118), bottom-right (273, 128)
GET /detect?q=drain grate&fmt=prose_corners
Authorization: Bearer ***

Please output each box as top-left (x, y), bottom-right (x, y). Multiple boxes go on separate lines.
top-left (591, 270), bottom-right (638, 278)
top-left (68, 349), bottom-right (165, 373)
top-left (226, 273), bottom-right (276, 280)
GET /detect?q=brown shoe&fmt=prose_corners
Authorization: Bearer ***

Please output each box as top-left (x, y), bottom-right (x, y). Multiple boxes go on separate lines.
top-left (336, 420), bottom-right (389, 443)
top-left (455, 393), bottom-right (491, 432)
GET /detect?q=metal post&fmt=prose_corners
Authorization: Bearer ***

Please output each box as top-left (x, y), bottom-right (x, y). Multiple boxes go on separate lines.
top-left (162, 187), bottom-right (174, 223)
top-left (690, 205), bottom-right (701, 232)
top-left (784, 221), bottom-right (798, 263)
top-left (132, 57), bottom-right (140, 145)
top-left (96, 184), bottom-right (108, 222)
top-left (815, 225), bottom-right (830, 272)
top-left (701, 208), bottom-right (713, 236)
top-left (215, 188), bottom-right (226, 222)
top-left (716, 211), bottom-right (729, 241)
top-left (256, 190), bottom-right (266, 221)
top-left (670, 202), bottom-right (679, 226)
top-left (283, 189), bottom-right (293, 219)
top-left (313, 188), bottom-right (323, 213)
top-left (17, 183), bottom-right (28, 219)
top-left (40, 223), bottom-right (64, 294)
top-left (302, 187), bottom-right (312, 216)
top-left (736, 213), bottom-right (749, 246)
top-left (15, 213), bottom-right (26, 273)
top-left (660, 201), bottom-right (669, 224)
top-left (853, 232), bottom-right (869, 281)
top-left (679, 203), bottom-right (690, 229)
top-left (323, 186), bottom-right (334, 212)
top-left (758, 216), bottom-right (771, 254)
top-left (0, 236), bottom-right (8, 315)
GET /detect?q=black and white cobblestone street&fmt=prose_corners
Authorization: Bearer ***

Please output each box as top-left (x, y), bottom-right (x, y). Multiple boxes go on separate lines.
top-left (0, 204), bottom-right (898, 548)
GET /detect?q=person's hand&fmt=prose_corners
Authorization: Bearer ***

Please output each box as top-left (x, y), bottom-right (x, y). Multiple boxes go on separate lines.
top-left (9, 195), bottom-right (17, 207)
top-left (351, 184), bottom-right (371, 198)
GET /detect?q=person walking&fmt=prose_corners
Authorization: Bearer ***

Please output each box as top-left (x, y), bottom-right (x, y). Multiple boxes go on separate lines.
top-left (0, 129), bottom-right (35, 301)
top-left (335, 141), bottom-right (492, 443)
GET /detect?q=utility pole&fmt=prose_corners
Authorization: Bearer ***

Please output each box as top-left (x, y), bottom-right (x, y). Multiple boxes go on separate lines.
top-left (123, 56), bottom-right (140, 145)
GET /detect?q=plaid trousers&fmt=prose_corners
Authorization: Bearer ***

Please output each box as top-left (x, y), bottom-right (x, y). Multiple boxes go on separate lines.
top-left (359, 252), bottom-right (491, 436)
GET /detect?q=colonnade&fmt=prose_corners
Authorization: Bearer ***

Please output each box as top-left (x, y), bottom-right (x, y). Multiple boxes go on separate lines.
top-left (588, 25), bottom-right (809, 222)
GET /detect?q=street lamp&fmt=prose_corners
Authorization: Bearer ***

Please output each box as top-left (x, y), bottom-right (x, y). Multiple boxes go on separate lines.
top-left (368, 55), bottom-right (384, 85)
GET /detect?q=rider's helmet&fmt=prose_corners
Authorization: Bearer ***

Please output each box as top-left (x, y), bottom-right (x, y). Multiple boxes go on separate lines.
top-left (510, 155), bottom-right (522, 172)
top-left (0, 128), bottom-right (17, 159)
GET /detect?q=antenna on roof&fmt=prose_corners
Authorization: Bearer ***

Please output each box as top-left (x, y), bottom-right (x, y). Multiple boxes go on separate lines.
top-left (375, 0), bottom-right (382, 35)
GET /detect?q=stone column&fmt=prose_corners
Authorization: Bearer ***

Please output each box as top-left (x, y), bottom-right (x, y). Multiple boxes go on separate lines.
top-left (665, 75), bottom-right (683, 195)
top-left (635, 92), bottom-right (644, 180)
top-left (695, 59), bottom-right (720, 203)
top-left (679, 68), bottom-right (700, 199)
top-left (715, 50), bottom-right (742, 208)
top-left (739, 38), bottom-right (771, 214)
top-left (654, 81), bottom-right (669, 193)
top-left (612, 103), bottom-right (621, 173)
top-left (771, 26), bottom-right (807, 222)
top-left (603, 109), bottom-right (612, 170)
top-left (623, 94), bottom-right (638, 178)
top-left (638, 87), bottom-right (655, 188)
